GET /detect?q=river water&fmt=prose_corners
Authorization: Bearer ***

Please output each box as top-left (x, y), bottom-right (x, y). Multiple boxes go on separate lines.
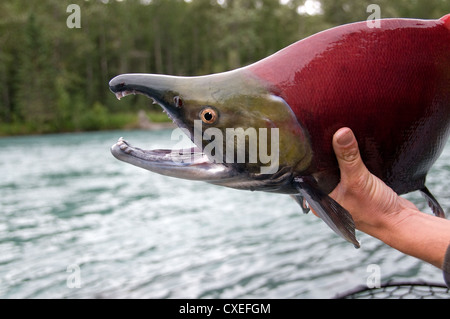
top-left (0, 129), bottom-right (449, 299)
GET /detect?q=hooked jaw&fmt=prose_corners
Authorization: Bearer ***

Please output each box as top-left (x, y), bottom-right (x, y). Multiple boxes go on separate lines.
top-left (109, 73), bottom-right (238, 182)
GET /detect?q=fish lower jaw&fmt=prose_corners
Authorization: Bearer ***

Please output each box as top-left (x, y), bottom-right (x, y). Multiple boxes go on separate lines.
top-left (112, 137), bottom-right (210, 165)
top-left (111, 137), bottom-right (240, 182)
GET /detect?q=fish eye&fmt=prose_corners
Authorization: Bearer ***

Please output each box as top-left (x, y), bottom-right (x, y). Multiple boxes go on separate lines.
top-left (200, 107), bottom-right (218, 124)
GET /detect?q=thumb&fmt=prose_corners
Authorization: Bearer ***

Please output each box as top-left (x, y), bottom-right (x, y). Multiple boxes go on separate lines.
top-left (332, 128), bottom-right (369, 186)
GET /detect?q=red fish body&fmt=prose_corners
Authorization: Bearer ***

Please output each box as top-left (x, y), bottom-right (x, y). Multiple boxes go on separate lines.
top-left (109, 16), bottom-right (450, 246)
top-left (249, 16), bottom-right (450, 197)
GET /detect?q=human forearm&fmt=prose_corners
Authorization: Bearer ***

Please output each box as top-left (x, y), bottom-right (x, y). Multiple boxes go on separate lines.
top-left (361, 205), bottom-right (450, 269)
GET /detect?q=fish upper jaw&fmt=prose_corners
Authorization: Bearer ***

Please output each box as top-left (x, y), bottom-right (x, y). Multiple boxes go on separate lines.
top-left (109, 73), bottom-right (188, 129)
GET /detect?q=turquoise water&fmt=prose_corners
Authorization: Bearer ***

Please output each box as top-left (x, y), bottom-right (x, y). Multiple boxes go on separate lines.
top-left (0, 130), bottom-right (449, 298)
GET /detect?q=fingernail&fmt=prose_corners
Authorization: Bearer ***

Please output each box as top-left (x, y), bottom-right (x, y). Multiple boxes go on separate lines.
top-left (336, 129), bottom-right (353, 146)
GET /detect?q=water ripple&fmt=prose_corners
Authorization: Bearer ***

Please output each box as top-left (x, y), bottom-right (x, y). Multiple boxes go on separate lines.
top-left (0, 130), bottom-right (448, 298)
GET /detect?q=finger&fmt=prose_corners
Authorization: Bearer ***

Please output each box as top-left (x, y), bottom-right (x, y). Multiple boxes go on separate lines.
top-left (332, 128), bottom-right (370, 187)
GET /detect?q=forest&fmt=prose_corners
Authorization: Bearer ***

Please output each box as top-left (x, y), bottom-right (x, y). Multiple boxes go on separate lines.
top-left (1, 0), bottom-right (449, 135)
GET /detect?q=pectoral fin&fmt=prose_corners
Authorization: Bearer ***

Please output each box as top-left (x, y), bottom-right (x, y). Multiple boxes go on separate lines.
top-left (294, 176), bottom-right (360, 248)
top-left (420, 187), bottom-right (446, 218)
top-left (290, 194), bottom-right (310, 214)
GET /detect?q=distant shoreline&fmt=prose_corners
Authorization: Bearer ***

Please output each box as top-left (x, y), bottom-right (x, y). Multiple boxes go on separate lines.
top-left (136, 110), bottom-right (175, 131)
top-left (0, 110), bottom-right (174, 137)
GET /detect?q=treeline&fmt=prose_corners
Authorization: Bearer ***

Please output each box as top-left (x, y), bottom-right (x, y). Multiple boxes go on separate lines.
top-left (0, 0), bottom-right (448, 135)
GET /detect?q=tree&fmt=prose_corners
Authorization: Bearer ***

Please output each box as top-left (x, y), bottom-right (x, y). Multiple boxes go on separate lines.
top-left (1, 0), bottom-right (449, 135)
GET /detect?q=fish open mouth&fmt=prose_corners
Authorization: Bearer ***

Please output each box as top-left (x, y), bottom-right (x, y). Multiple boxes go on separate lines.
top-left (111, 129), bottom-right (236, 182)
top-left (109, 81), bottom-right (235, 181)
top-left (111, 134), bottom-right (236, 181)
top-left (110, 86), bottom-right (206, 165)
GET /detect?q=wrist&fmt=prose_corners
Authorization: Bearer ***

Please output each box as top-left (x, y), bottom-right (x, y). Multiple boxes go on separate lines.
top-left (353, 192), bottom-right (417, 239)
top-left (361, 202), bottom-right (450, 269)
top-left (374, 204), bottom-right (419, 248)
top-left (356, 202), bottom-right (417, 245)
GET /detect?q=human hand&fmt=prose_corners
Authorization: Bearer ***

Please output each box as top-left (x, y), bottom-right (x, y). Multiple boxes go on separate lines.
top-left (325, 127), bottom-right (450, 270)
top-left (328, 127), bottom-right (420, 236)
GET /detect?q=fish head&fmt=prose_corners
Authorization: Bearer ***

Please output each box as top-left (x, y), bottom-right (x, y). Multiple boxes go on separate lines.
top-left (109, 70), bottom-right (312, 193)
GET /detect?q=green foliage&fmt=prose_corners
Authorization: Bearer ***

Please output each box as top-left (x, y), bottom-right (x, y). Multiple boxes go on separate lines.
top-left (320, 0), bottom-right (449, 24)
top-left (0, 0), bottom-right (449, 135)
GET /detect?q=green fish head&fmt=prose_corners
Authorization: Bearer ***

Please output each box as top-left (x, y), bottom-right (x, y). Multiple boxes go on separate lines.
top-left (109, 70), bottom-right (312, 193)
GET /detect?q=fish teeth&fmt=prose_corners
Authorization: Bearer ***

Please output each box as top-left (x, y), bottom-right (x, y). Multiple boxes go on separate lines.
top-left (115, 90), bottom-right (137, 100)
top-left (117, 137), bottom-right (130, 147)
